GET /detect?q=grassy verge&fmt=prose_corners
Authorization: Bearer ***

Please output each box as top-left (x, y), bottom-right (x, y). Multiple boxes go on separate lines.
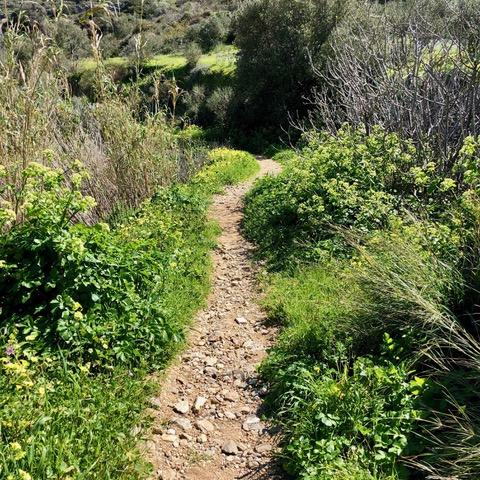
top-left (0, 148), bottom-right (258, 479)
top-left (244, 127), bottom-right (480, 479)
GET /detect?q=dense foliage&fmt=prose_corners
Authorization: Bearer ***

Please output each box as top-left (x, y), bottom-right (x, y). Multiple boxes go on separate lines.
top-left (2, 0), bottom-right (237, 58)
top-left (0, 146), bottom-right (259, 478)
top-left (231, 0), bottom-right (343, 132)
top-left (244, 126), bottom-right (467, 268)
top-left (244, 125), bottom-right (480, 479)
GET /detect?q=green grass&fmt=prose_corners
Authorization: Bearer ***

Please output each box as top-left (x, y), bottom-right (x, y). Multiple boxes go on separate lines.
top-left (262, 265), bottom-right (360, 361)
top-left (0, 366), bottom-right (153, 479)
top-left (77, 45), bottom-right (237, 76)
top-left (257, 235), bottom-right (451, 480)
top-left (0, 147), bottom-right (258, 480)
top-left (197, 45), bottom-right (237, 75)
top-left (242, 126), bottom-right (480, 479)
top-left (77, 56), bottom-right (128, 72)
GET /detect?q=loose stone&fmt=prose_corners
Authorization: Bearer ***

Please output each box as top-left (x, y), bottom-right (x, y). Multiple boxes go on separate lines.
top-left (193, 395), bottom-right (208, 412)
top-left (255, 443), bottom-right (273, 453)
top-left (222, 440), bottom-right (238, 455)
top-left (173, 400), bottom-right (189, 415)
top-left (171, 417), bottom-right (192, 431)
top-left (242, 415), bottom-right (261, 431)
top-left (222, 390), bottom-right (240, 402)
top-left (195, 419), bottom-right (215, 433)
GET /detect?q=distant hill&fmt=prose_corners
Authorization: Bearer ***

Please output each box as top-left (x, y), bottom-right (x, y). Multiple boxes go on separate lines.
top-left (1, 1), bottom-right (239, 58)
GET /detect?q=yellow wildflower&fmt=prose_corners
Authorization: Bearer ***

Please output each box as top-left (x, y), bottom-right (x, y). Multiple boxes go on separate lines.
top-left (19, 470), bottom-right (32, 480)
top-left (25, 332), bottom-right (38, 342)
top-left (72, 302), bottom-right (82, 312)
top-left (9, 442), bottom-right (26, 460)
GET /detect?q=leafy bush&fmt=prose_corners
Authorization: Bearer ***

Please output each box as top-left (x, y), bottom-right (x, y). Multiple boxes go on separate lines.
top-left (0, 162), bottom-right (211, 368)
top-left (262, 356), bottom-right (422, 480)
top-left (0, 146), bottom-right (259, 477)
top-left (184, 42), bottom-right (203, 69)
top-left (244, 126), bottom-right (463, 268)
top-left (245, 125), bottom-right (480, 479)
top-left (187, 14), bottom-right (230, 53)
top-left (272, 148), bottom-right (299, 164)
top-left (206, 86), bottom-right (233, 127)
top-left (244, 127), bottom-right (411, 267)
top-left (51, 17), bottom-right (91, 61)
top-left (182, 84), bottom-right (208, 122)
top-left (232, 0), bottom-right (344, 131)
top-left (0, 148), bottom-right (256, 370)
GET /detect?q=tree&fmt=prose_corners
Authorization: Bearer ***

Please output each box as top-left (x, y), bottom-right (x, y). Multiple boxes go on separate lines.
top-left (190, 14), bottom-right (230, 52)
top-left (232, 0), bottom-right (344, 131)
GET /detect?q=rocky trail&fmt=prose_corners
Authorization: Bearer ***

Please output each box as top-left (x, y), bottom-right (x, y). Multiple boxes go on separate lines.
top-left (145, 158), bottom-right (284, 480)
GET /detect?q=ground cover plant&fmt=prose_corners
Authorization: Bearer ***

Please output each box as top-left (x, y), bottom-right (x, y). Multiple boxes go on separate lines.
top-left (244, 124), bottom-right (480, 479)
top-left (0, 118), bottom-right (259, 479)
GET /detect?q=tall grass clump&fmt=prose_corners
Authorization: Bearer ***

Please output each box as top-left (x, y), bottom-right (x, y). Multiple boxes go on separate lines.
top-left (0, 22), bottom-right (208, 222)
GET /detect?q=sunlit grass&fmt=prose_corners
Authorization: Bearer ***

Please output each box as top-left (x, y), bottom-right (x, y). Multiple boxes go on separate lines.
top-left (77, 45), bottom-right (238, 76)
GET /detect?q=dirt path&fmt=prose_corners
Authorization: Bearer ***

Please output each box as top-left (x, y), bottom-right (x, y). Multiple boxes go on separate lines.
top-left (145, 158), bottom-right (283, 480)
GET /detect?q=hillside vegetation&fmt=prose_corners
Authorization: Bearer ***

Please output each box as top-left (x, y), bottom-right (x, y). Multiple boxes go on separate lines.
top-left (3, 0), bottom-right (480, 479)
top-left (0, 10), bottom-right (259, 477)
top-left (242, 1), bottom-right (480, 479)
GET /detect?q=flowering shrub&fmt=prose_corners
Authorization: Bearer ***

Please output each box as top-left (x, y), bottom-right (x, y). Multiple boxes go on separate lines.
top-left (0, 160), bottom-right (214, 368)
top-left (0, 148), bottom-right (257, 369)
top-left (193, 148), bottom-right (259, 193)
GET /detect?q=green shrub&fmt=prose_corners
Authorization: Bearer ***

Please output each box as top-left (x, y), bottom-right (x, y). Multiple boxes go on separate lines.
top-left (244, 127), bottom-right (413, 267)
top-left (184, 42), bottom-right (203, 69)
top-left (206, 87), bottom-right (233, 127)
top-left (0, 162), bottom-right (213, 369)
top-left (232, 0), bottom-right (344, 131)
top-left (262, 356), bottom-right (422, 480)
top-left (244, 126), bottom-right (480, 480)
top-left (0, 148), bottom-right (257, 370)
top-left (187, 14), bottom-right (230, 53)
top-left (244, 126), bottom-right (464, 269)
